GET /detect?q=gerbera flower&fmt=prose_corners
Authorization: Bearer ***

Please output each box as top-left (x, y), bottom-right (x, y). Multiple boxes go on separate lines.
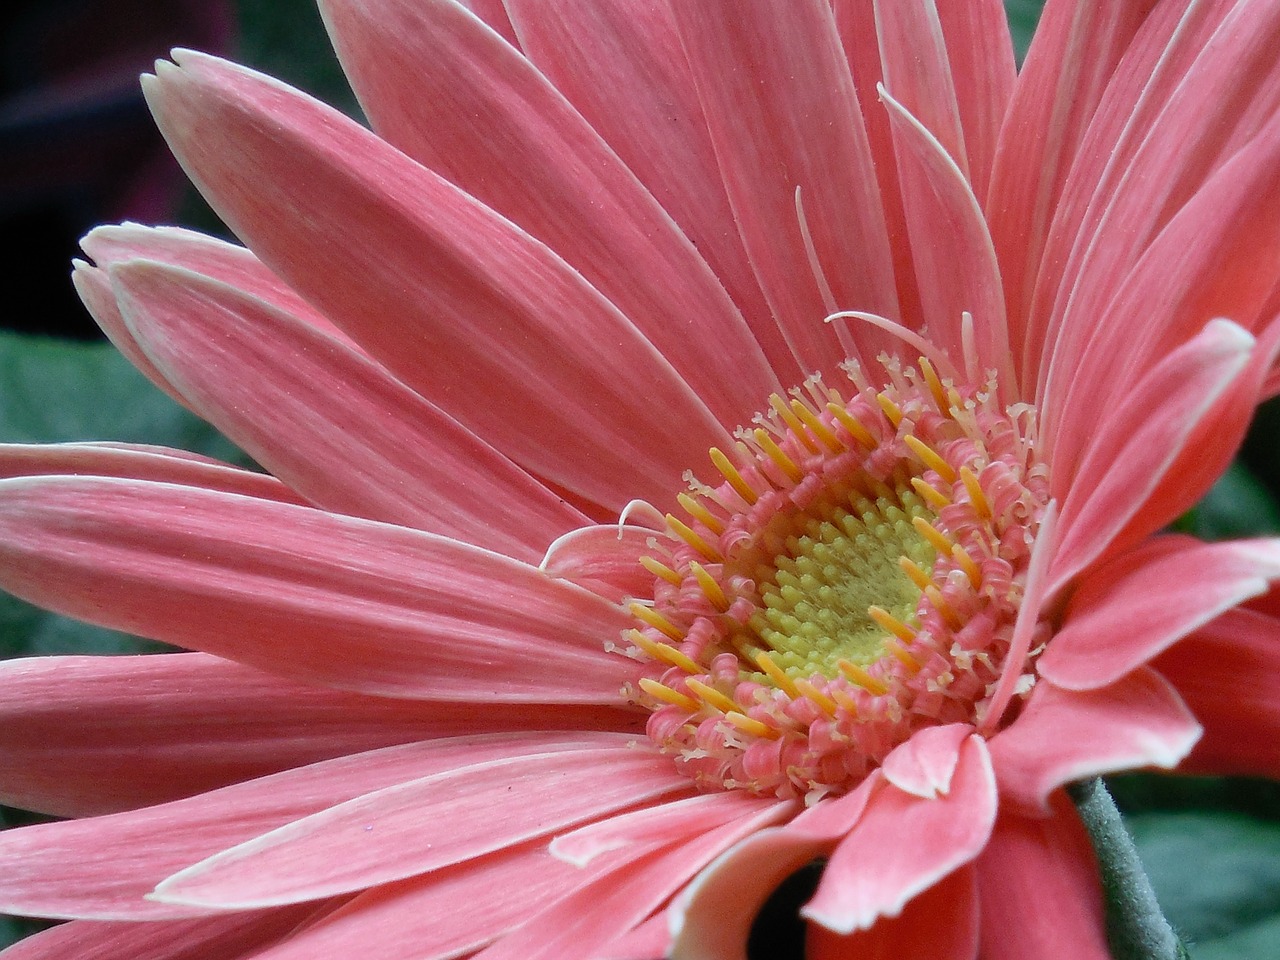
top-left (3, 1), bottom-right (1280, 958)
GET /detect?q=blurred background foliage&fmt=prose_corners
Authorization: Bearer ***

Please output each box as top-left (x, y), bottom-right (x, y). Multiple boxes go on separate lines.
top-left (2, 1), bottom-right (1279, 957)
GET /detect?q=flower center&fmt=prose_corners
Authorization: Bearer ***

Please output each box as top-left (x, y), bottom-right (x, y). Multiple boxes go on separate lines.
top-left (624, 358), bottom-right (1050, 803)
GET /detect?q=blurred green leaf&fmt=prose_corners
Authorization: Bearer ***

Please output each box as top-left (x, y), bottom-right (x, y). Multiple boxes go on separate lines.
top-left (1110, 773), bottom-right (1280, 823)
top-left (1127, 812), bottom-right (1280, 957)
top-left (1175, 462), bottom-right (1280, 540)
top-left (0, 331), bottom-right (238, 453)
top-left (234, 0), bottom-right (358, 117)
top-left (1005, 0), bottom-right (1046, 58)
top-left (1193, 915), bottom-right (1280, 960)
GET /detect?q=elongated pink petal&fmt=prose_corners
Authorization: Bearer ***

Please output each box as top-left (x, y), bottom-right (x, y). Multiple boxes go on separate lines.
top-left (802, 736), bottom-right (996, 934)
top-left (975, 796), bottom-right (1110, 960)
top-left (81, 223), bottom-right (348, 343)
top-left (669, 827), bottom-right (832, 960)
top-left (247, 844), bottom-right (613, 960)
top-left (981, 501), bottom-right (1060, 734)
top-left (73, 223), bottom-right (364, 413)
top-left (1039, 537), bottom-right (1280, 690)
top-left (473, 801), bottom-right (791, 960)
top-left (1115, 317), bottom-right (1280, 551)
top-left (1048, 117), bottom-right (1280, 471)
top-left (933, 0), bottom-right (1015, 202)
top-left (990, 669), bottom-right (1200, 814)
top-left (0, 476), bottom-right (635, 703)
top-left (671, 0), bottom-right (898, 377)
top-left (0, 904), bottom-right (328, 960)
top-left (143, 50), bottom-right (729, 510)
top-left (550, 791), bottom-right (786, 867)
top-left (1156, 607), bottom-right (1280, 778)
top-left (455, 0), bottom-right (518, 47)
top-left (879, 87), bottom-right (1012, 392)
top-left (0, 733), bottom-right (609, 920)
top-left (111, 258), bottom-right (586, 560)
top-left (1033, 2), bottom-right (1280, 402)
top-left (873, 1), bottom-right (969, 178)
top-left (0, 442), bottom-right (302, 505)
top-left (153, 746), bottom-right (689, 908)
top-left (0, 653), bottom-right (640, 817)
top-left (986, 0), bottom-right (1158, 384)
top-left (501, 0), bottom-right (796, 383)
top-left (879, 723), bottom-right (972, 800)
top-left (831, 0), bottom-right (921, 330)
top-left (1047, 319), bottom-right (1254, 592)
top-left (319, 0), bottom-right (780, 425)
top-left (806, 866), bottom-right (978, 960)
top-left (71, 262), bottom-right (193, 412)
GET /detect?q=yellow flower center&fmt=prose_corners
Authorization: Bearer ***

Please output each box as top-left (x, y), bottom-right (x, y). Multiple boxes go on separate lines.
top-left (624, 358), bottom-right (1050, 802)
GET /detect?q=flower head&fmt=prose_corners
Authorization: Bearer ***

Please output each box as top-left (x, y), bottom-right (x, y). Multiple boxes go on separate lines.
top-left (4, 1), bottom-right (1280, 958)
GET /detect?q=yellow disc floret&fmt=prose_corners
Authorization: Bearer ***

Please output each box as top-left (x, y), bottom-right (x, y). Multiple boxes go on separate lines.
top-left (623, 359), bottom-right (1050, 802)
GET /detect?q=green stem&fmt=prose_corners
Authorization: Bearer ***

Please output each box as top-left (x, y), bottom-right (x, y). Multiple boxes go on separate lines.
top-left (1068, 779), bottom-right (1191, 960)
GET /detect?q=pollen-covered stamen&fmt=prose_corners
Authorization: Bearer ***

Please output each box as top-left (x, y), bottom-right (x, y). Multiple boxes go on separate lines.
top-left (623, 359), bottom-right (1050, 803)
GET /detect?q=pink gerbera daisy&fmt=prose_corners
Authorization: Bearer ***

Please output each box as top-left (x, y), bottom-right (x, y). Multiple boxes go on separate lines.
top-left (4, 1), bottom-right (1280, 957)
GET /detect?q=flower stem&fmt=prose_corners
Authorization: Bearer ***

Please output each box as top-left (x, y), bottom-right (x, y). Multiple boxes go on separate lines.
top-left (1068, 778), bottom-right (1191, 960)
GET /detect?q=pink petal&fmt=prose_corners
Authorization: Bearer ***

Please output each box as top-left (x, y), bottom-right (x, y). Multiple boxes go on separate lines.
top-left (0, 652), bottom-right (640, 818)
top-left (0, 442), bottom-right (302, 505)
top-left (974, 796), bottom-right (1111, 960)
top-left (1032, 3), bottom-right (1280, 401)
top-left (1039, 536), bottom-right (1280, 690)
top-left (989, 668), bottom-right (1201, 814)
top-left (980, 500), bottom-right (1060, 734)
top-left (879, 86), bottom-right (1012, 392)
top-left (1114, 317), bottom-right (1280, 552)
top-left (318, 0), bottom-right (780, 426)
top-left (0, 904), bottom-right (328, 960)
top-left (110, 258), bottom-right (586, 561)
top-left (246, 844), bottom-right (612, 960)
top-left (830, 0), bottom-right (921, 330)
top-left (1156, 607), bottom-right (1280, 778)
top-left (596, 913), bottom-right (671, 960)
top-left (70, 262), bottom-right (192, 412)
top-left (81, 223), bottom-right (349, 344)
top-left (540, 522), bottom-right (655, 603)
top-left (806, 866), bottom-right (978, 960)
top-left (143, 50), bottom-right (728, 511)
top-left (473, 800), bottom-right (791, 960)
top-left (152, 746), bottom-right (689, 908)
top-left (73, 223), bottom-right (363, 413)
top-left (502, 0), bottom-right (796, 383)
top-left (802, 736), bottom-right (996, 934)
top-left (873, 2), bottom-right (970, 179)
top-left (550, 791), bottom-right (787, 868)
top-left (785, 774), bottom-right (877, 839)
top-left (879, 723), bottom-right (972, 800)
top-left (668, 827), bottom-right (830, 960)
top-left (933, 0), bottom-right (1016, 203)
top-left (0, 733), bottom-right (607, 920)
top-left (1047, 319), bottom-right (1254, 592)
top-left (0, 476), bottom-right (635, 703)
top-left (986, 0), bottom-right (1158, 385)
top-left (671, 0), bottom-right (899, 377)
top-left (1046, 115), bottom-right (1280, 475)
top-left (454, 0), bottom-right (519, 47)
